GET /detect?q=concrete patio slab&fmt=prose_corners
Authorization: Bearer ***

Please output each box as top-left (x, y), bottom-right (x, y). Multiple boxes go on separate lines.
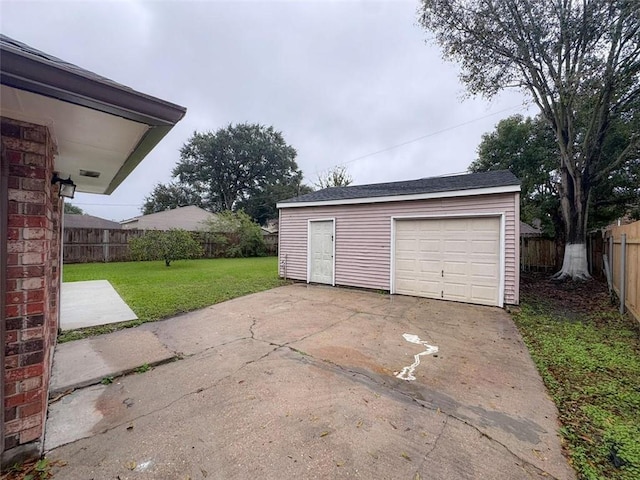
top-left (46, 284), bottom-right (575, 480)
top-left (50, 329), bottom-right (175, 396)
top-left (60, 280), bottom-right (137, 331)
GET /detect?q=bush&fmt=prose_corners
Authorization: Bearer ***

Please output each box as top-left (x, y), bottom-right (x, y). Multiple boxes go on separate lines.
top-left (129, 229), bottom-right (204, 266)
top-left (205, 211), bottom-right (266, 258)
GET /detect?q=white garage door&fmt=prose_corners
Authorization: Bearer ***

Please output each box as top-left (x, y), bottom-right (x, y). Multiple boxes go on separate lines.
top-left (394, 217), bottom-right (501, 306)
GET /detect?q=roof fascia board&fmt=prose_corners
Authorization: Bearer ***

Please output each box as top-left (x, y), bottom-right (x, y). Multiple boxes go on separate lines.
top-left (1, 49), bottom-right (186, 126)
top-left (105, 125), bottom-right (172, 194)
top-left (277, 184), bottom-right (520, 209)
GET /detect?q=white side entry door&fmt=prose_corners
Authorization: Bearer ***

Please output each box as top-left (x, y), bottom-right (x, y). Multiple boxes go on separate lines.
top-left (308, 219), bottom-right (334, 285)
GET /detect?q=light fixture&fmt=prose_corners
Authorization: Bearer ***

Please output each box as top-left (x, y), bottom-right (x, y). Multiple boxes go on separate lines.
top-left (51, 173), bottom-right (77, 199)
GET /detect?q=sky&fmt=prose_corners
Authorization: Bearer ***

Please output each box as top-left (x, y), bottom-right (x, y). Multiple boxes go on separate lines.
top-left (1, 0), bottom-right (536, 222)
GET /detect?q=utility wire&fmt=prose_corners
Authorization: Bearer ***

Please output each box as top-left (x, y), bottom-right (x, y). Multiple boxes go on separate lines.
top-left (339, 103), bottom-right (525, 167)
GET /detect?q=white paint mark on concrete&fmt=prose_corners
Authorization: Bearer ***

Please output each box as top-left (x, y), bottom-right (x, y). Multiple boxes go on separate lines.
top-left (396, 333), bottom-right (438, 381)
top-left (135, 461), bottom-right (153, 472)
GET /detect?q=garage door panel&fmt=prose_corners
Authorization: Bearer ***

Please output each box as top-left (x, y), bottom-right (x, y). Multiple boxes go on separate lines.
top-left (470, 264), bottom-right (499, 279)
top-left (417, 221), bottom-right (442, 233)
top-left (395, 258), bottom-right (416, 272)
top-left (470, 286), bottom-right (499, 305)
top-left (394, 217), bottom-right (501, 306)
top-left (444, 240), bottom-right (467, 253)
top-left (471, 239), bottom-right (498, 254)
top-left (419, 260), bottom-right (441, 274)
top-left (418, 239), bottom-right (440, 253)
top-left (442, 260), bottom-right (467, 275)
top-left (444, 281), bottom-right (469, 298)
top-left (396, 238), bottom-right (418, 250)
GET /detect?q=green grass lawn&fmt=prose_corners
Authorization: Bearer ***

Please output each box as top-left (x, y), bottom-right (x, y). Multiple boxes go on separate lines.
top-left (514, 275), bottom-right (640, 480)
top-left (61, 257), bottom-right (287, 342)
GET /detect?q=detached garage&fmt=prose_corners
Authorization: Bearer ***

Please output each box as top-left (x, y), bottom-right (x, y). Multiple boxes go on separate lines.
top-left (277, 170), bottom-right (521, 307)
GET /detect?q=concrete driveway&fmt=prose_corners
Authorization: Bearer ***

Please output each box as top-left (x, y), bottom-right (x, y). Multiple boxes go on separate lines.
top-left (47, 284), bottom-right (574, 479)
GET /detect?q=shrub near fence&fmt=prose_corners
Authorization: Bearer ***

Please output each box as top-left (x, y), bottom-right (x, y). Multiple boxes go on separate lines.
top-left (63, 228), bottom-right (278, 264)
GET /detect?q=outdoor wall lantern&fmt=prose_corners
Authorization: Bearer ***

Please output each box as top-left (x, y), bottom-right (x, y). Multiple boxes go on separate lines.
top-left (51, 173), bottom-right (77, 199)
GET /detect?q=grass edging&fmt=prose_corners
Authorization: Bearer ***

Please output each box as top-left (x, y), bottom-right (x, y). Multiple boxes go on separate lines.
top-left (511, 292), bottom-right (640, 480)
top-left (60, 257), bottom-right (289, 343)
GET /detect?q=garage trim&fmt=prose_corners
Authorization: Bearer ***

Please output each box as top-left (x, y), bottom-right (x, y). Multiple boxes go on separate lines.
top-left (307, 218), bottom-right (336, 286)
top-left (278, 185), bottom-right (519, 209)
top-left (390, 213), bottom-right (506, 307)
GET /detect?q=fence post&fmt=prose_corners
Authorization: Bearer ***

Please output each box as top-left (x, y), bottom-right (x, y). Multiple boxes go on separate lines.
top-left (620, 233), bottom-right (626, 314)
top-left (609, 234), bottom-right (614, 280)
top-left (103, 229), bottom-right (109, 263)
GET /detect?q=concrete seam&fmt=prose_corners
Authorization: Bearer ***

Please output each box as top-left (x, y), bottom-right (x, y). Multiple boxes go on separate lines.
top-left (292, 351), bottom-right (562, 480)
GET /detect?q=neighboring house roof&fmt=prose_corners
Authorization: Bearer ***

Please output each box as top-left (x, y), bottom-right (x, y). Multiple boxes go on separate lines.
top-left (120, 205), bottom-right (216, 231)
top-left (262, 219), bottom-right (279, 234)
top-left (64, 214), bottom-right (121, 229)
top-left (0, 35), bottom-right (186, 195)
top-left (520, 221), bottom-right (542, 237)
top-left (277, 170), bottom-right (520, 208)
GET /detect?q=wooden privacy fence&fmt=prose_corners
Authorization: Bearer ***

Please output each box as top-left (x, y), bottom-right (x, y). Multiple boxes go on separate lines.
top-left (605, 220), bottom-right (640, 322)
top-left (520, 237), bottom-right (557, 271)
top-left (63, 228), bottom-right (278, 263)
top-left (63, 228), bottom-right (143, 263)
top-left (521, 234), bottom-right (607, 277)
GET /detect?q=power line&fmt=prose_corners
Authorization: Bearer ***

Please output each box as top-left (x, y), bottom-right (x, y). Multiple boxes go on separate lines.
top-left (339, 103), bottom-right (526, 167)
top-left (69, 203), bottom-right (142, 207)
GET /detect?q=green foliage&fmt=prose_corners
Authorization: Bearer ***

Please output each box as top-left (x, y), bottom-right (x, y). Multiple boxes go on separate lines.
top-left (145, 123), bottom-right (307, 224)
top-left (513, 302), bottom-right (640, 479)
top-left (142, 182), bottom-right (204, 215)
top-left (235, 181), bottom-right (313, 226)
top-left (100, 376), bottom-right (114, 385)
top-left (135, 363), bottom-right (151, 373)
top-left (471, 114), bottom-right (640, 235)
top-left (206, 210), bottom-right (266, 258)
top-left (7, 458), bottom-right (54, 480)
top-left (63, 203), bottom-right (84, 214)
top-left (470, 114), bottom-right (560, 236)
top-left (421, 0), bottom-right (640, 273)
top-left (59, 257), bottom-right (287, 341)
top-left (129, 229), bottom-right (203, 266)
top-left (314, 165), bottom-right (353, 189)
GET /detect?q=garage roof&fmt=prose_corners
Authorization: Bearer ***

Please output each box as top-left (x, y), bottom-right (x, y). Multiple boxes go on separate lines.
top-left (278, 170), bottom-right (520, 208)
top-left (0, 35), bottom-right (186, 194)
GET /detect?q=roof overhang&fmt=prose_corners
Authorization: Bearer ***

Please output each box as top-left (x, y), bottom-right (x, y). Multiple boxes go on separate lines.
top-left (277, 184), bottom-right (521, 209)
top-left (0, 36), bottom-right (186, 194)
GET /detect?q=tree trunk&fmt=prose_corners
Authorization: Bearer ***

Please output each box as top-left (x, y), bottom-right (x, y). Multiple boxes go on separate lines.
top-left (554, 167), bottom-right (590, 280)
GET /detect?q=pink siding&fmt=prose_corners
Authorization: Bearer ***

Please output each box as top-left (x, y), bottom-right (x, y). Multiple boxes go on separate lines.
top-left (279, 192), bottom-right (520, 305)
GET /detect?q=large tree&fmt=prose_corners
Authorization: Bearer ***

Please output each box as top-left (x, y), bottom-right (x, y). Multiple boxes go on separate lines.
top-left (142, 182), bottom-right (204, 215)
top-left (235, 181), bottom-right (313, 226)
top-left (470, 114), bottom-right (561, 236)
top-left (472, 114), bottom-right (640, 234)
top-left (420, 0), bottom-right (640, 279)
top-left (143, 123), bottom-right (306, 224)
top-left (63, 203), bottom-right (84, 214)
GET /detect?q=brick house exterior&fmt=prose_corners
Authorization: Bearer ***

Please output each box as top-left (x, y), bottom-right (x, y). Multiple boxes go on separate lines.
top-left (2, 119), bottom-right (61, 458)
top-left (1, 35), bottom-right (186, 466)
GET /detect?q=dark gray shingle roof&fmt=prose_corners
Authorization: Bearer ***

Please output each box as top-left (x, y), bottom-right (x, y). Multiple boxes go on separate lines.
top-left (64, 214), bottom-right (121, 229)
top-left (0, 35), bottom-right (130, 92)
top-left (0, 34), bottom-right (186, 126)
top-left (280, 170), bottom-right (520, 205)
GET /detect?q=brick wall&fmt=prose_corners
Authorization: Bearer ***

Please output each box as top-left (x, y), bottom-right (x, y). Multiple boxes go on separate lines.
top-left (2, 117), bottom-right (61, 463)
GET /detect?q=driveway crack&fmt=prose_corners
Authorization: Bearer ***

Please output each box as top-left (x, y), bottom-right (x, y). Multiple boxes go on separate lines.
top-left (416, 416), bottom-right (448, 474)
top-left (290, 352), bottom-right (561, 480)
